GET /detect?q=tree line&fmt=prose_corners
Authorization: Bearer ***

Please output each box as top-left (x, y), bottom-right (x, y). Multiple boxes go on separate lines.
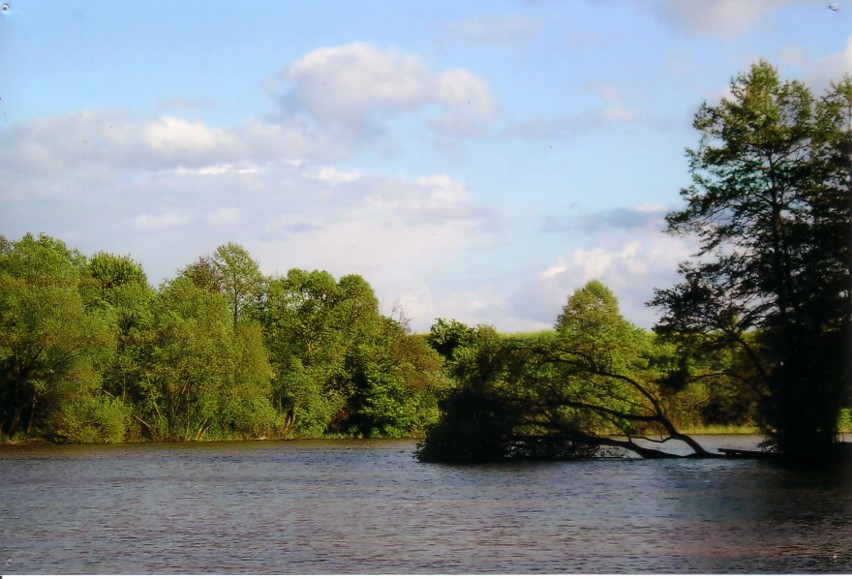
top-left (0, 237), bottom-right (450, 443)
top-left (3, 62), bottom-right (850, 464)
top-left (0, 233), bottom-right (757, 446)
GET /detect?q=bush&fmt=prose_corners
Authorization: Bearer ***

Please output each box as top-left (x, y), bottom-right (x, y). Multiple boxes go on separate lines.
top-left (52, 394), bottom-right (130, 443)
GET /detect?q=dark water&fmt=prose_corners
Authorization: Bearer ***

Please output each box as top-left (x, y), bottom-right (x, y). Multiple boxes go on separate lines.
top-left (1, 436), bottom-right (850, 574)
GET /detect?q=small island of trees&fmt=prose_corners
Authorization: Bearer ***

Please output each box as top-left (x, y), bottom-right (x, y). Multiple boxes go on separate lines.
top-left (2, 62), bottom-right (850, 464)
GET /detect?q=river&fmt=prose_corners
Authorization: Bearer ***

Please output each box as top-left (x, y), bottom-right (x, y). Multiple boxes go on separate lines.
top-left (1, 436), bottom-right (850, 574)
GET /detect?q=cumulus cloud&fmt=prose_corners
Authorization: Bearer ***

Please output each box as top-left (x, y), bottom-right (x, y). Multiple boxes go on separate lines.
top-left (274, 42), bottom-right (498, 138)
top-left (497, 203), bottom-right (692, 329)
top-left (1, 109), bottom-right (347, 188)
top-left (507, 233), bottom-right (693, 329)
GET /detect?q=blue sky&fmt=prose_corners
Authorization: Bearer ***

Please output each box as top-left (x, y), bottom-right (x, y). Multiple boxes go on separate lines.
top-left (2, 0), bottom-right (850, 331)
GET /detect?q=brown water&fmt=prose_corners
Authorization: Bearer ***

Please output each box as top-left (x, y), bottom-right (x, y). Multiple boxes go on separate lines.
top-left (1, 436), bottom-right (850, 574)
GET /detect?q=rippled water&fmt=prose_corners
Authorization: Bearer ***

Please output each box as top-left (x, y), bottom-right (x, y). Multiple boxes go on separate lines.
top-left (1, 436), bottom-right (850, 574)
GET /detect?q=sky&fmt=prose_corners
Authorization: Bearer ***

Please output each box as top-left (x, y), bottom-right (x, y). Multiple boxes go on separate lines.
top-left (1, 0), bottom-right (850, 332)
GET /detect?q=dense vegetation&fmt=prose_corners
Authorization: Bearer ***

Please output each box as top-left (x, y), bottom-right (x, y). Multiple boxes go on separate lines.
top-left (0, 232), bottom-right (759, 446)
top-left (3, 63), bottom-right (849, 463)
top-left (416, 283), bottom-right (757, 462)
top-left (0, 237), bottom-right (449, 443)
top-left (419, 62), bottom-right (852, 463)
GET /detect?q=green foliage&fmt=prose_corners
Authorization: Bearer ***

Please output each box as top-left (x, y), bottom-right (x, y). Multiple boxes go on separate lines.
top-left (82, 252), bottom-right (148, 307)
top-left (180, 243), bottom-right (265, 328)
top-left (260, 269), bottom-right (447, 438)
top-left (651, 62), bottom-right (852, 459)
top-left (427, 318), bottom-right (480, 362)
top-left (131, 277), bottom-right (280, 441)
top-left (839, 408), bottom-right (852, 432)
top-left (419, 282), bottom-right (714, 462)
top-left (260, 269), bottom-right (357, 435)
top-left (51, 394), bottom-right (131, 444)
top-left (0, 234), bottom-right (115, 440)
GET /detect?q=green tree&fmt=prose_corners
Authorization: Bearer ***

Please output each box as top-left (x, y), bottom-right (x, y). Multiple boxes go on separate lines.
top-left (216, 320), bottom-right (280, 439)
top-left (79, 251), bottom-right (157, 440)
top-left (418, 282), bottom-right (714, 463)
top-left (261, 269), bottom-right (351, 435)
top-left (344, 315), bottom-right (448, 437)
top-left (426, 318), bottom-right (480, 363)
top-left (136, 277), bottom-right (277, 441)
top-left (82, 252), bottom-right (148, 306)
top-left (650, 62), bottom-right (852, 460)
top-left (181, 243), bottom-right (265, 328)
top-left (0, 234), bottom-right (116, 440)
top-left (260, 269), bottom-right (446, 437)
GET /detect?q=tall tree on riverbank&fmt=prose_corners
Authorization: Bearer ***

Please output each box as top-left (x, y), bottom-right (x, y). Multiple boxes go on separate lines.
top-left (650, 62), bottom-right (852, 460)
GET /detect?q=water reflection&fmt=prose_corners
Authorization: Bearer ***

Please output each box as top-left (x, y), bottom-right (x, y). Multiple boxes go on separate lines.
top-left (0, 437), bottom-right (849, 573)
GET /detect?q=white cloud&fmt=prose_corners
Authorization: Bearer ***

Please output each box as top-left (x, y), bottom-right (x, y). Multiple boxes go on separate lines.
top-left (507, 231), bottom-right (693, 330)
top-left (276, 42), bottom-right (498, 137)
top-left (173, 163), bottom-right (261, 176)
top-left (140, 116), bottom-right (225, 156)
top-left (0, 110), bottom-right (347, 192)
top-left (314, 166), bottom-right (364, 185)
top-left (364, 173), bottom-right (497, 226)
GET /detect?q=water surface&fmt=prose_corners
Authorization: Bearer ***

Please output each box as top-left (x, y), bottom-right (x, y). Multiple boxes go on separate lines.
top-left (1, 436), bottom-right (850, 573)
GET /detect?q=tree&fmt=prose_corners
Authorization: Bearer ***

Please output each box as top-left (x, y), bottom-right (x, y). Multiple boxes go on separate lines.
top-left (0, 234), bottom-right (116, 440)
top-left (418, 282), bottom-right (715, 463)
top-left (79, 251), bottom-right (157, 440)
top-left (260, 269), bottom-right (352, 435)
top-left (134, 277), bottom-right (278, 441)
top-left (426, 318), bottom-right (480, 363)
top-left (260, 269), bottom-right (447, 437)
top-left (181, 243), bottom-right (265, 328)
top-left (82, 252), bottom-right (148, 306)
top-left (343, 315), bottom-right (448, 437)
top-left (650, 62), bottom-right (852, 460)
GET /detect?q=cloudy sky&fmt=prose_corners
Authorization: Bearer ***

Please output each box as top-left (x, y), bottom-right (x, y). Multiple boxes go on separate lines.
top-left (1, 1), bottom-right (850, 331)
